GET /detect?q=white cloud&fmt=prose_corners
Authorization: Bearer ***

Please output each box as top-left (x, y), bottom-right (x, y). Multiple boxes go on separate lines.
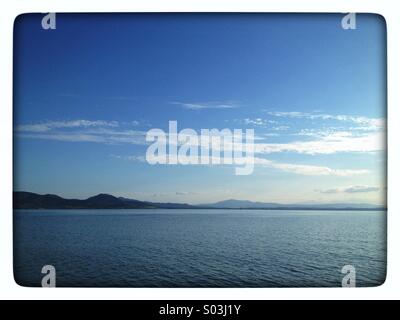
top-left (272, 125), bottom-right (290, 131)
top-left (110, 154), bottom-right (146, 161)
top-left (17, 133), bottom-right (108, 143)
top-left (16, 120), bottom-right (119, 132)
top-left (263, 133), bottom-right (280, 137)
top-left (16, 118), bottom-right (386, 156)
top-left (266, 111), bottom-right (386, 131)
top-left (255, 131), bottom-right (385, 155)
top-left (14, 120), bottom-right (151, 145)
top-left (117, 152), bottom-right (368, 177)
top-left (318, 185), bottom-right (380, 194)
top-left (172, 102), bottom-right (238, 110)
top-left (18, 129), bottom-right (148, 145)
top-left (242, 118), bottom-right (277, 126)
top-left (175, 191), bottom-right (197, 196)
top-left (252, 157), bottom-right (368, 176)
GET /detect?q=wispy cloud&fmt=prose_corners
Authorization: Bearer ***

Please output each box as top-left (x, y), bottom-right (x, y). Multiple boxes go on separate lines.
top-left (16, 120), bottom-right (119, 133)
top-left (272, 125), bottom-right (290, 131)
top-left (110, 154), bottom-right (146, 161)
top-left (116, 153), bottom-right (368, 177)
top-left (172, 101), bottom-right (238, 110)
top-left (266, 111), bottom-right (385, 131)
top-left (18, 133), bottom-right (109, 143)
top-left (317, 185), bottom-right (380, 194)
top-left (16, 120), bottom-right (147, 145)
top-left (18, 130), bottom-right (148, 145)
top-left (175, 191), bottom-right (197, 196)
top-left (253, 157), bottom-right (368, 176)
top-left (255, 131), bottom-right (385, 155)
top-left (16, 119), bottom-right (385, 155)
top-left (240, 118), bottom-right (277, 126)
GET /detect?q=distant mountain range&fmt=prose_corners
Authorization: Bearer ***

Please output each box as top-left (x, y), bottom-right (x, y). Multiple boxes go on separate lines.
top-left (13, 191), bottom-right (386, 211)
top-left (202, 199), bottom-right (385, 210)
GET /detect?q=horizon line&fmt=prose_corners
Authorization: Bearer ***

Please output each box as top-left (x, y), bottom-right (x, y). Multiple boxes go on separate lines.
top-left (13, 190), bottom-right (386, 207)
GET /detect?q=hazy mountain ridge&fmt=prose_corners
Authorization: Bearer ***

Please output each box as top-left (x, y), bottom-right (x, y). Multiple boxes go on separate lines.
top-left (13, 192), bottom-right (386, 210)
top-left (203, 198), bottom-right (385, 210)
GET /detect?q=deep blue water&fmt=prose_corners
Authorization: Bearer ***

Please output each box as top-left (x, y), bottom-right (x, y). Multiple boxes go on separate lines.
top-left (13, 209), bottom-right (386, 287)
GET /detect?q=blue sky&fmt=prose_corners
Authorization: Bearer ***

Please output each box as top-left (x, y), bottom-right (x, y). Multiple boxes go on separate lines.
top-left (14, 13), bottom-right (386, 204)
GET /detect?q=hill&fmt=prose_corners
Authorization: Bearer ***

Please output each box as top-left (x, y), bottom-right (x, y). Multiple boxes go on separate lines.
top-left (13, 192), bottom-right (195, 209)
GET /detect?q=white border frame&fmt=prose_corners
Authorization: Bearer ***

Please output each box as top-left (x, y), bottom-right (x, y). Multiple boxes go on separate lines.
top-left (1, 0), bottom-right (399, 300)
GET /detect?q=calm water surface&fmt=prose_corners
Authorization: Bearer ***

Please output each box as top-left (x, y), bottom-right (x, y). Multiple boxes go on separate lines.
top-left (13, 209), bottom-right (386, 287)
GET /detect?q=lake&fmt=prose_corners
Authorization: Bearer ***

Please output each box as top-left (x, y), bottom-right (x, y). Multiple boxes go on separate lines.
top-left (13, 209), bottom-right (386, 287)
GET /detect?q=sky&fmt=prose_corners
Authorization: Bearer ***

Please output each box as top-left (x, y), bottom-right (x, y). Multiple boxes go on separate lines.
top-left (13, 13), bottom-right (387, 205)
